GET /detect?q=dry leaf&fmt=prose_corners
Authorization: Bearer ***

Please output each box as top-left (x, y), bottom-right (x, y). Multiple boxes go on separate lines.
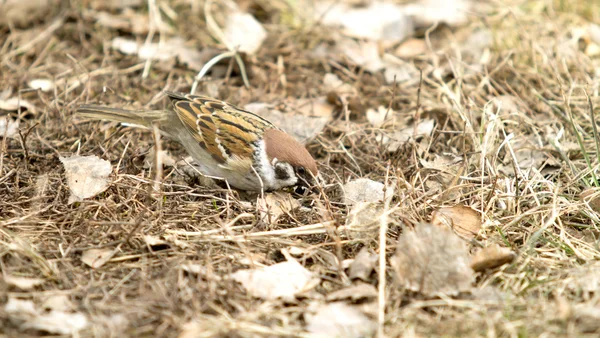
top-left (581, 188), bottom-right (600, 213)
top-left (4, 275), bottom-right (45, 290)
top-left (306, 302), bottom-right (376, 338)
top-left (81, 248), bottom-right (114, 269)
top-left (245, 97), bottom-right (332, 143)
top-left (395, 38), bottom-right (428, 58)
top-left (5, 298), bottom-right (88, 335)
top-left (470, 245), bottom-right (516, 272)
top-left (431, 205), bottom-right (482, 240)
top-left (391, 223), bottom-right (473, 295)
top-left (326, 283), bottom-right (378, 301)
top-left (223, 11), bottom-right (266, 55)
top-left (377, 119), bottom-right (435, 152)
top-left (0, 96), bottom-right (38, 115)
top-left (316, 2), bottom-right (413, 42)
top-left (366, 106), bottom-right (392, 128)
top-left (0, 116), bottom-right (19, 138)
top-left (406, 0), bottom-right (471, 28)
top-left (565, 261), bottom-right (600, 295)
top-left (230, 258), bottom-right (320, 301)
top-left (90, 0), bottom-right (142, 10)
top-left (344, 202), bottom-right (385, 240)
top-left (257, 192), bottom-right (300, 224)
top-left (60, 155), bottom-right (112, 204)
top-left (41, 295), bottom-right (74, 312)
top-left (143, 235), bottom-right (170, 251)
top-left (0, 0), bottom-right (54, 27)
top-left (348, 247), bottom-right (378, 281)
top-left (111, 37), bottom-right (207, 71)
top-left (28, 79), bottom-right (55, 92)
top-left (343, 178), bottom-right (393, 206)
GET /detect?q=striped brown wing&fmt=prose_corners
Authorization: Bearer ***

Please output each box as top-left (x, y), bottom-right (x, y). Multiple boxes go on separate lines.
top-left (167, 92), bottom-right (276, 165)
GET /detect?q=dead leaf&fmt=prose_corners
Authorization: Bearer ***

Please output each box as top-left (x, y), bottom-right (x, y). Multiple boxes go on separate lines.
top-left (343, 178), bottom-right (393, 206)
top-left (339, 38), bottom-right (384, 72)
top-left (5, 298), bottom-right (88, 335)
top-left (60, 155), bottom-right (112, 204)
top-left (348, 247), bottom-right (378, 281)
top-left (81, 248), bottom-right (114, 269)
top-left (4, 275), bottom-right (45, 290)
top-left (0, 0), bottom-right (54, 27)
top-left (391, 223), bottom-right (474, 295)
top-left (0, 116), bottom-right (19, 138)
top-left (431, 205), bottom-right (482, 240)
top-left (223, 11), bottom-right (266, 55)
top-left (230, 258), bottom-right (320, 301)
top-left (41, 295), bottom-right (74, 312)
top-left (406, 0), bottom-right (472, 28)
top-left (470, 245), bottom-right (516, 272)
top-left (90, 0), bottom-right (142, 10)
top-left (366, 106), bottom-right (392, 128)
top-left (143, 235), bottom-right (170, 251)
top-left (245, 97), bottom-right (332, 143)
top-left (377, 119), bottom-right (435, 152)
top-left (326, 283), bottom-right (378, 301)
top-left (395, 38), bottom-right (428, 58)
top-left (565, 261), bottom-right (600, 295)
top-left (111, 37), bottom-right (208, 71)
top-left (306, 302), bottom-right (376, 338)
top-left (344, 202), bottom-right (385, 240)
top-left (28, 79), bottom-right (55, 92)
top-left (94, 9), bottom-right (155, 35)
top-left (257, 192), bottom-right (300, 224)
top-left (316, 2), bottom-right (413, 42)
top-left (581, 188), bottom-right (600, 213)
top-left (0, 96), bottom-right (38, 115)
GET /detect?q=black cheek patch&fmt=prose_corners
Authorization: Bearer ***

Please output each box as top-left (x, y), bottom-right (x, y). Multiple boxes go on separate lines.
top-left (274, 165), bottom-right (290, 180)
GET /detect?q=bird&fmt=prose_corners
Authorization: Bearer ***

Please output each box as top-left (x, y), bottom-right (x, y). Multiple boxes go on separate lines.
top-left (76, 91), bottom-right (318, 193)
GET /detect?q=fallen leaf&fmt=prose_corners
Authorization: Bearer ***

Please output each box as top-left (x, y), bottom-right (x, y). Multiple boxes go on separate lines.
top-left (589, 24), bottom-right (600, 45)
top-left (223, 11), bottom-right (266, 55)
top-left (0, 0), bottom-right (54, 27)
top-left (0, 115), bottom-right (19, 138)
top-left (574, 304), bottom-right (600, 333)
top-left (4, 275), bottom-right (45, 290)
top-left (143, 235), bottom-right (170, 251)
top-left (406, 0), bottom-right (472, 28)
top-left (366, 106), bottom-right (392, 128)
top-left (565, 261), bottom-right (600, 295)
top-left (245, 97), bottom-right (332, 143)
top-left (581, 188), bottom-right (600, 213)
top-left (343, 178), bottom-right (393, 206)
top-left (111, 37), bottom-right (208, 71)
top-left (5, 298), bottom-right (88, 335)
top-left (326, 283), bottom-right (378, 301)
top-left (391, 223), bottom-right (474, 295)
top-left (257, 192), bottom-right (300, 224)
top-left (90, 0), bottom-right (142, 10)
top-left (81, 248), bottom-right (114, 269)
top-left (230, 258), bottom-right (320, 301)
top-left (41, 295), bottom-right (74, 312)
top-left (60, 155), bottom-right (112, 204)
top-left (348, 247), bottom-right (378, 281)
top-left (28, 79), bottom-right (55, 92)
top-left (395, 38), bottom-right (428, 58)
top-left (431, 205), bottom-right (482, 240)
top-left (338, 38), bottom-right (384, 72)
top-left (94, 9), bottom-right (157, 35)
top-left (316, 2), bottom-right (413, 42)
top-left (344, 201), bottom-right (385, 240)
top-left (0, 96), bottom-right (38, 115)
top-left (376, 119), bottom-right (435, 152)
top-left (470, 245), bottom-right (516, 272)
top-left (306, 302), bottom-right (376, 338)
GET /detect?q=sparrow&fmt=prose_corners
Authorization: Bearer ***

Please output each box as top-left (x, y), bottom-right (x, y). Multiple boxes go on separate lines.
top-left (77, 91), bottom-right (318, 193)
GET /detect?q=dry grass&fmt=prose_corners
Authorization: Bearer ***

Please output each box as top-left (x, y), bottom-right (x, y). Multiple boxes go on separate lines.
top-left (2, 0), bottom-right (600, 337)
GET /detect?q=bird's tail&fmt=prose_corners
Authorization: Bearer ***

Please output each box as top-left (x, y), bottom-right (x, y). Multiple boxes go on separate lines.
top-left (76, 105), bottom-right (168, 129)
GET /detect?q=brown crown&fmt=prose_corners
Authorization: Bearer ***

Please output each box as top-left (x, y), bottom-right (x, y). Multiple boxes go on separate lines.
top-left (263, 129), bottom-right (318, 175)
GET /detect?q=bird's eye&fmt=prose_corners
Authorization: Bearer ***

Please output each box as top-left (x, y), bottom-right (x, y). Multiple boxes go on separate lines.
top-left (297, 167), bottom-right (306, 175)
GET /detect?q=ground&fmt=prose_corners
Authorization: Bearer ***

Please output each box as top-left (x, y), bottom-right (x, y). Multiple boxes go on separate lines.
top-left (1, 0), bottom-right (600, 337)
